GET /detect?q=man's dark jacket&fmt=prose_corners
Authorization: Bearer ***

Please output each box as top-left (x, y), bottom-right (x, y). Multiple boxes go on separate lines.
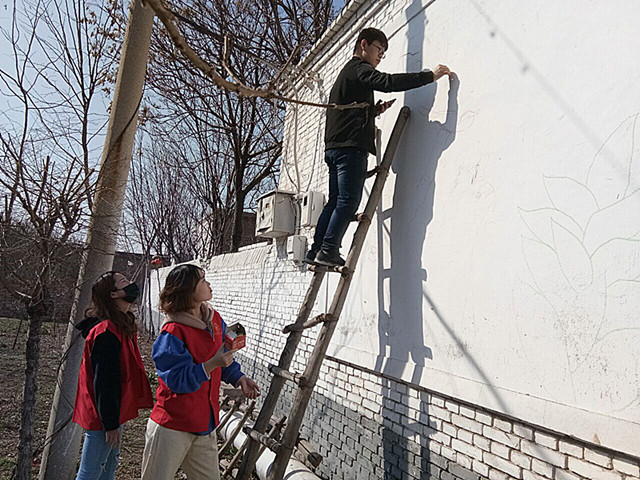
top-left (324, 57), bottom-right (434, 155)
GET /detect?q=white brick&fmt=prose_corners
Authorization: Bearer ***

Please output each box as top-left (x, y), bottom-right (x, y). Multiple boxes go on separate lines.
top-left (460, 405), bottom-right (475, 418)
top-left (568, 457), bottom-right (622, 480)
top-left (484, 452), bottom-right (522, 478)
top-left (484, 426), bottom-right (521, 449)
top-left (430, 405), bottom-right (452, 422)
top-left (442, 445), bottom-right (457, 462)
top-left (476, 411), bottom-right (493, 425)
top-left (431, 429), bottom-right (452, 446)
top-left (531, 458), bottom-right (554, 478)
top-left (457, 428), bottom-right (473, 444)
top-left (554, 470), bottom-right (581, 480)
top-left (558, 441), bottom-right (583, 458)
top-left (524, 471), bottom-right (548, 480)
top-left (473, 460), bottom-right (490, 477)
top-left (494, 418), bottom-right (513, 432)
top-left (445, 400), bottom-right (460, 413)
top-left (452, 414), bottom-right (484, 434)
top-left (452, 438), bottom-right (483, 461)
top-left (488, 468), bottom-right (511, 480)
top-left (584, 447), bottom-right (613, 468)
top-left (430, 394), bottom-right (446, 407)
top-left (490, 441), bottom-right (511, 459)
top-left (521, 440), bottom-right (566, 468)
top-left (443, 422), bottom-right (458, 438)
top-left (612, 457), bottom-right (640, 476)
top-left (429, 440), bottom-right (442, 455)
top-left (458, 452), bottom-right (473, 470)
top-left (406, 395), bottom-right (422, 412)
top-left (534, 431), bottom-right (559, 450)
top-left (474, 434), bottom-right (491, 452)
top-left (511, 451), bottom-right (532, 469)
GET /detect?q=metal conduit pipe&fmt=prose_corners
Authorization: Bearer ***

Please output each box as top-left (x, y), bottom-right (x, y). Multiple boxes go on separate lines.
top-left (219, 412), bottom-right (321, 480)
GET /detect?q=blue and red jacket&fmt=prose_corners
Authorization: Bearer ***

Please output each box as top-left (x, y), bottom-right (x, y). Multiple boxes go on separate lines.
top-left (73, 317), bottom-right (153, 431)
top-left (149, 304), bottom-right (244, 433)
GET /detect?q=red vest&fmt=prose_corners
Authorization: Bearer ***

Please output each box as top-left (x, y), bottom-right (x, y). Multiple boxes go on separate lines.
top-left (150, 310), bottom-right (224, 432)
top-left (73, 320), bottom-right (153, 430)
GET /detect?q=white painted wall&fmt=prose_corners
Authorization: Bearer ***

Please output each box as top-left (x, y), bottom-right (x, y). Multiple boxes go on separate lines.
top-left (283, 0), bottom-right (640, 455)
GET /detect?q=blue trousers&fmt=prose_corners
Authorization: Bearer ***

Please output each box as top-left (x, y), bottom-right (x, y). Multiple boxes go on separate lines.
top-left (75, 429), bottom-right (121, 480)
top-left (311, 147), bottom-right (368, 253)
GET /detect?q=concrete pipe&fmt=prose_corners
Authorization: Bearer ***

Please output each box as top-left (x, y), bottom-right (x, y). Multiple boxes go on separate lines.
top-left (219, 412), bottom-right (321, 480)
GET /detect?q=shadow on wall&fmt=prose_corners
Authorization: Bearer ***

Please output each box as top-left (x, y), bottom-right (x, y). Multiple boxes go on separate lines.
top-left (371, 4), bottom-right (565, 477)
top-left (374, 2), bottom-right (456, 476)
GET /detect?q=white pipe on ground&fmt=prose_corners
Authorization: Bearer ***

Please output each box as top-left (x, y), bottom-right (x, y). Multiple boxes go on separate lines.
top-left (219, 412), bottom-right (321, 480)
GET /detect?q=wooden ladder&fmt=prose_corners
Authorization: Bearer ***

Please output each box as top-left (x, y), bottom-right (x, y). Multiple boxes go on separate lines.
top-left (235, 106), bottom-right (411, 480)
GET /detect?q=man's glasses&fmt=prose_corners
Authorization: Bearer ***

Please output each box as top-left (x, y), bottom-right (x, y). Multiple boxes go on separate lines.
top-left (370, 43), bottom-right (386, 59)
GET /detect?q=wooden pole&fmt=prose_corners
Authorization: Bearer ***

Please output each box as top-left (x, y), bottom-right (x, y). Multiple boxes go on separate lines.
top-left (38, 2), bottom-right (154, 478)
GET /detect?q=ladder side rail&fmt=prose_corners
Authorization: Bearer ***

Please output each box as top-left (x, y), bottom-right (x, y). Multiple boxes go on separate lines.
top-left (266, 107), bottom-right (411, 480)
top-left (235, 271), bottom-right (326, 480)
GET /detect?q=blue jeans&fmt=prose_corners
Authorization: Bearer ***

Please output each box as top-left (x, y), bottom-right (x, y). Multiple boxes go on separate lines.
top-left (311, 147), bottom-right (368, 253)
top-left (76, 429), bottom-right (121, 480)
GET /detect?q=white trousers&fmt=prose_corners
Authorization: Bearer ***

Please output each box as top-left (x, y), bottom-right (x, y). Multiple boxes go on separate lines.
top-left (140, 418), bottom-right (221, 480)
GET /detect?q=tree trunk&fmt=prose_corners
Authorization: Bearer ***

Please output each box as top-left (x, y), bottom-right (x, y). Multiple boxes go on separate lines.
top-left (230, 190), bottom-right (246, 252)
top-left (15, 316), bottom-right (43, 480)
top-left (38, 2), bottom-right (155, 478)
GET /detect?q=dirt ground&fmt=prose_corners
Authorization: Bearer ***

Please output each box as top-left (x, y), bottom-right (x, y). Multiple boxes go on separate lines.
top-left (0, 317), bottom-right (248, 480)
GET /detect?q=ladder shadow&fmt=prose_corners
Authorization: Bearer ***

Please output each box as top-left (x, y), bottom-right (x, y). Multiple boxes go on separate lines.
top-left (374, 3), bottom-right (461, 475)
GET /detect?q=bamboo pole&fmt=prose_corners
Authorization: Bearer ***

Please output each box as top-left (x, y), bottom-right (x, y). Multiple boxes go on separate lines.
top-left (266, 107), bottom-right (411, 480)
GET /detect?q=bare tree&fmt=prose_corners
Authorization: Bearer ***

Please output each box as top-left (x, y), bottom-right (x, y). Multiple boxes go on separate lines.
top-left (136, 0), bottom-right (338, 252)
top-left (0, 0), bottom-right (121, 477)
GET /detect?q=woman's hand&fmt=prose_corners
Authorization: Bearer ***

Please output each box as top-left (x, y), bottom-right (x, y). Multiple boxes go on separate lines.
top-left (237, 376), bottom-right (261, 399)
top-left (105, 429), bottom-right (121, 450)
top-left (204, 344), bottom-right (237, 373)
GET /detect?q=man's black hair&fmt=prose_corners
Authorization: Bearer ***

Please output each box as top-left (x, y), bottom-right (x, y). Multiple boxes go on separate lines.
top-left (353, 27), bottom-right (388, 53)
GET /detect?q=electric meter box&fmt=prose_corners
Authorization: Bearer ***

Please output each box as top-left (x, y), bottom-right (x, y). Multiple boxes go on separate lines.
top-left (286, 235), bottom-right (307, 263)
top-left (255, 190), bottom-right (295, 238)
top-left (300, 191), bottom-right (325, 228)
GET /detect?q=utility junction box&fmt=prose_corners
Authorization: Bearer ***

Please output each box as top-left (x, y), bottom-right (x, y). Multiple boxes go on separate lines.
top-left (300, 191), bottom-right (325, 228)
top-left (286, 235), bottom-right (307, 263)
top-left (255, 190), bottom-right (295, 238)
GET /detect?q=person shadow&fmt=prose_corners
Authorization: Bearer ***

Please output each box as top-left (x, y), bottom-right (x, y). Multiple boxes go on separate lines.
top-left (388, 72), bottom-right (459, 381)
top-left (375, 71), bottom-right (459, 478)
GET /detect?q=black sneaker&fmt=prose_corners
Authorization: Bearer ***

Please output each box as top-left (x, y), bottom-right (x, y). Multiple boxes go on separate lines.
top-left (314, 249), bottom-right (346, 267)
top-left (303, 249), bottom-right (318, 265)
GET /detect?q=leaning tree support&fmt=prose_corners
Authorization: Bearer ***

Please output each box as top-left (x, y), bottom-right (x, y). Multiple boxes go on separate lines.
top-left (38, 2), bottom-right (154, 479)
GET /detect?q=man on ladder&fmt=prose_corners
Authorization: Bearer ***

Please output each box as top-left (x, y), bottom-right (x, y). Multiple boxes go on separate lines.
top-left (306, 27), bottom-right (452, 267)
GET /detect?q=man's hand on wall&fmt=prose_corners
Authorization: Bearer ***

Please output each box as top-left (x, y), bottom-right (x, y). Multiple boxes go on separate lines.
top-left (433, 64), bottom-right (452, 80)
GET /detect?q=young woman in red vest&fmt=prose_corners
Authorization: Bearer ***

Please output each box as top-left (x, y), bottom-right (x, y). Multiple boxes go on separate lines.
top-left (141, 264), bottom-right (260, 480)
top-left (73, 271), bottom-right (153, 480)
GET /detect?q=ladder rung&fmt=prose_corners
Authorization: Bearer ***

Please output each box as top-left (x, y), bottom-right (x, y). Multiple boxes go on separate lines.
top-left (296, 437), bottom-right (323, 468)
top-left (268, 364), bottom-right (308, 386)
top-left (243, 426), bottom-right (282, 453)
top-left (366, 166), bottom-right (382, 178)
top-left (283, 313), bottom-right (334, 333)
top-left (355, 213), bottom-right (371, 224)
top-left (307, 264), bottom-right (349, 275)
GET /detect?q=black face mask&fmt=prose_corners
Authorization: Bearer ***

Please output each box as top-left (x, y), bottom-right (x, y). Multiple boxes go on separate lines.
top-left (121, 283), bottom-right (140, 303)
